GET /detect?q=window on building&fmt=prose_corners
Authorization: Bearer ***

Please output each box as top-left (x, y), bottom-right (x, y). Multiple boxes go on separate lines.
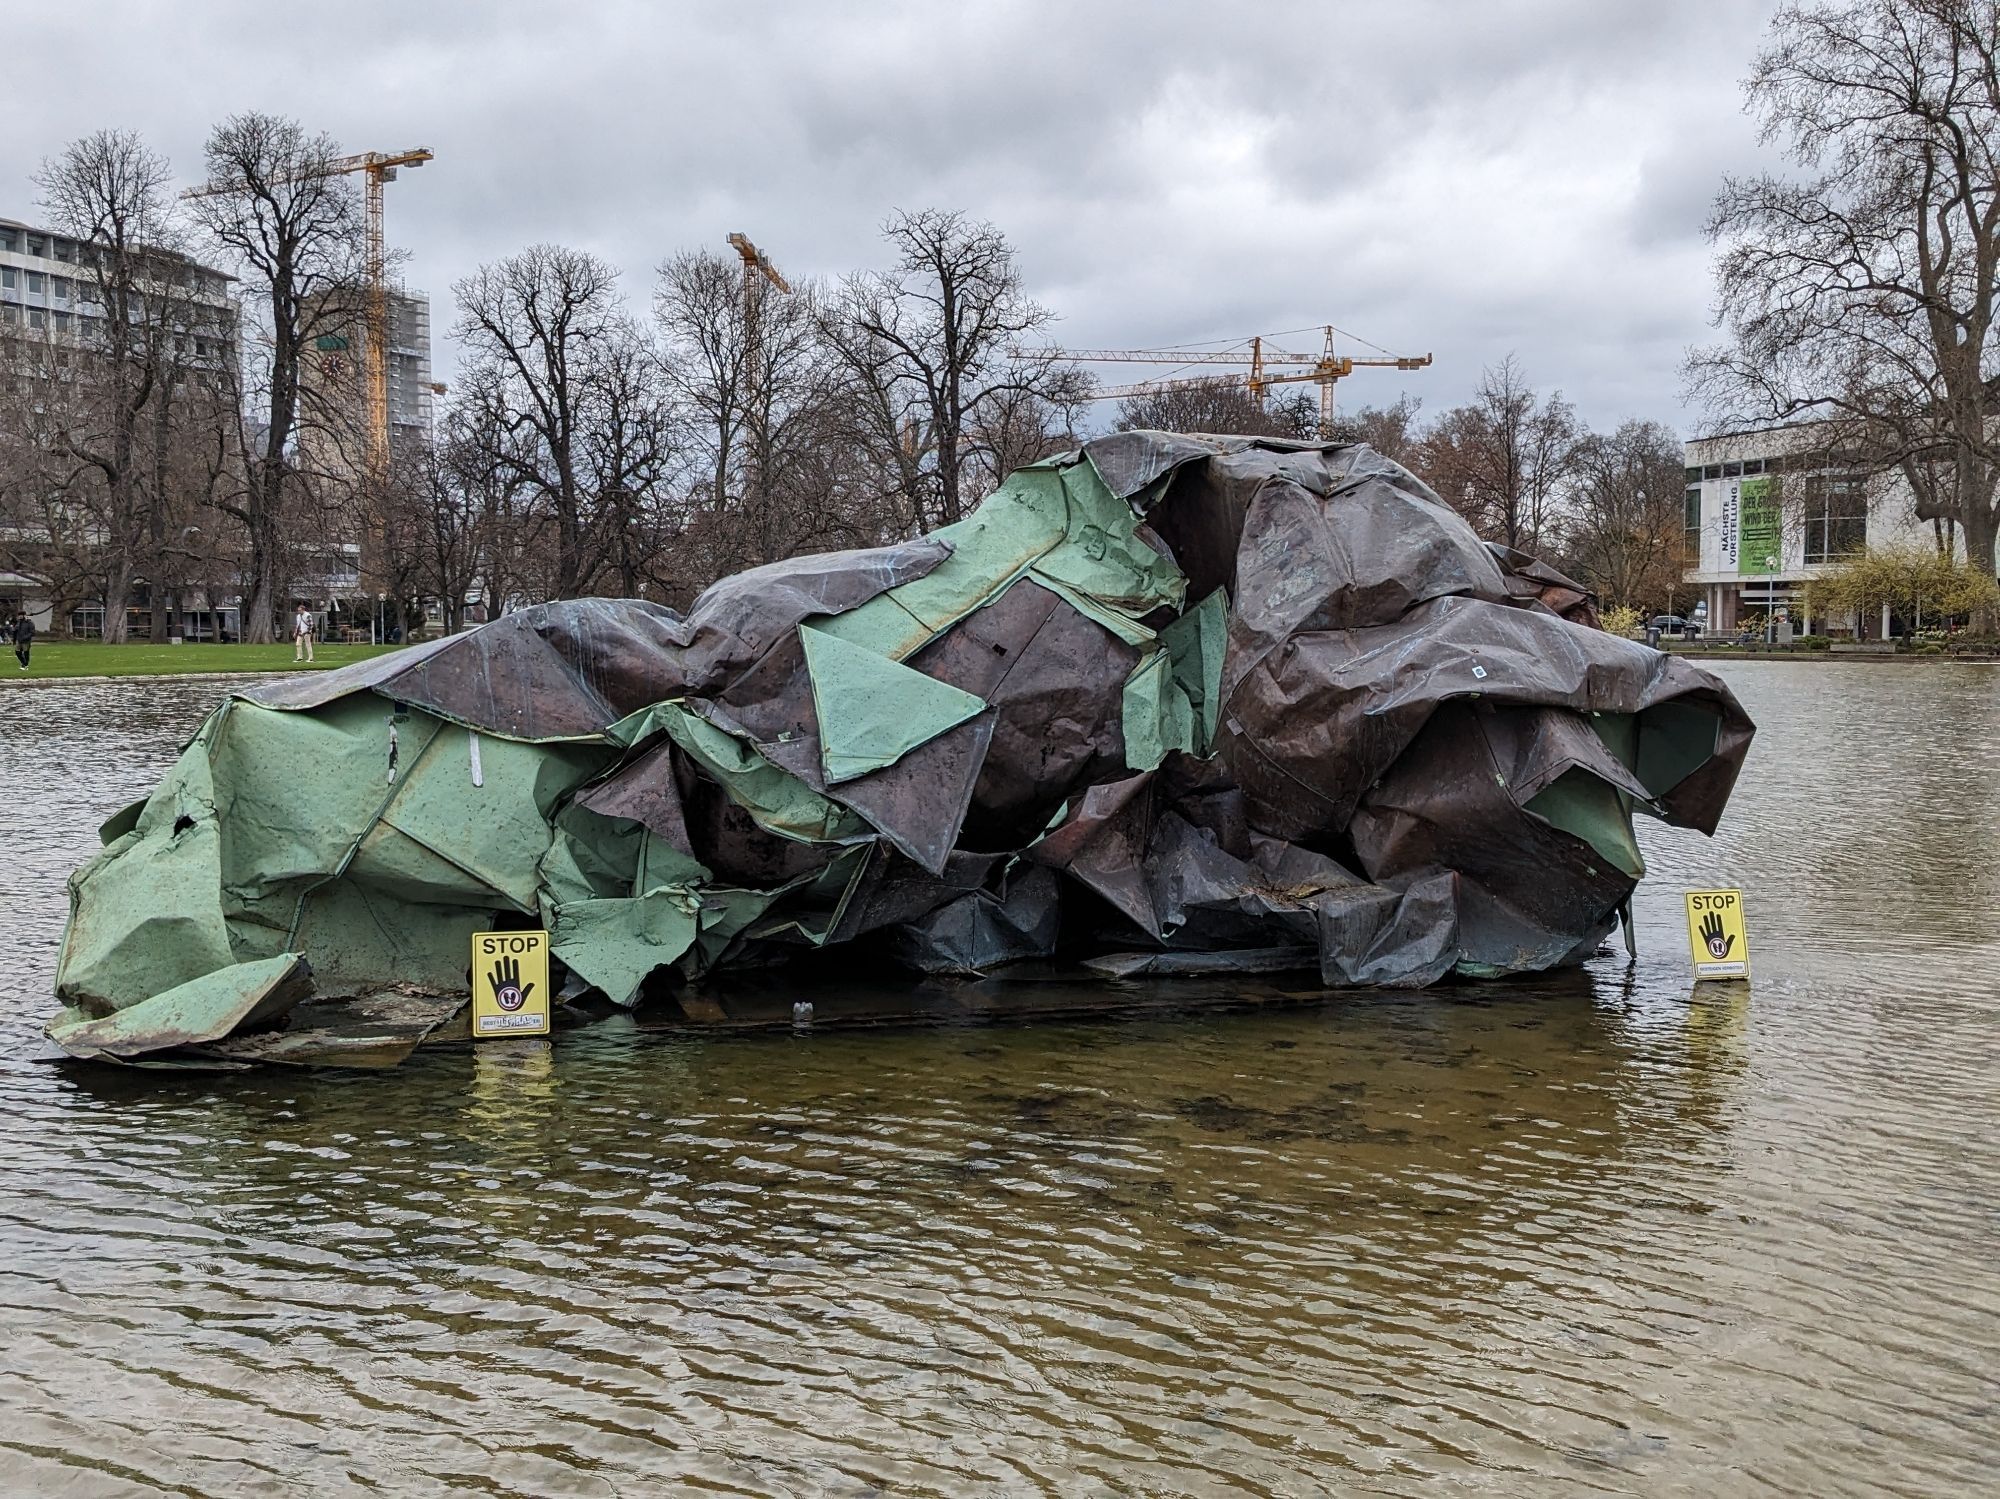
top-left (28, 308), bottom-right (46, 330)
top-left (1723, 461), bottom-right (1743, 477)
top-left (26, 235), bottom-right (43, 256)
top-left (27, 271), bottom-right (45, 296)
top-left (1684, 486), bottom-right (1702, 565)
top-left (0, 229), bottom-right (16, 251)
top-left (1803, 475), bottom-right (1867, 563)
top-left (52, 310), bottom-right (70, 332)
top-left (1, 306), bottom-right (18, 326)
top-left (1703, 464), bottom-right (1722, 480)
top-left (1684, 466), bottom-right (1700, 483)
top-left (1, 267), bottom-right (13, 290)
top-left (52, 277), bottom-right (69, 302)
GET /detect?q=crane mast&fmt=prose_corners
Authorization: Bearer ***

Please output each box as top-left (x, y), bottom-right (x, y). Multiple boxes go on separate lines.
top-left (728, 233), bottom-right (791, 514)
top-left (346, 150), bottom-right (433, 479)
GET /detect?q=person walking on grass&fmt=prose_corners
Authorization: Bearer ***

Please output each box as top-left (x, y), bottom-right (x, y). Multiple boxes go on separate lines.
top-left (11, 610), bottom-right (34, 672)
top-left (293, 604), bottom-right (316, 664)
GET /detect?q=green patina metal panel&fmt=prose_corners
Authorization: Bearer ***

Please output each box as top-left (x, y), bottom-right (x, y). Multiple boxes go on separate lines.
top-left (800, 624), bottom-right (986, 784)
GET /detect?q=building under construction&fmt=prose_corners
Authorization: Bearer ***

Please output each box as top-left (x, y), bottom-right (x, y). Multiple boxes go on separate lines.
top-left (301, 285), bottom-right (436, 474)
top-left (291, 283), bottom-right (435, 636)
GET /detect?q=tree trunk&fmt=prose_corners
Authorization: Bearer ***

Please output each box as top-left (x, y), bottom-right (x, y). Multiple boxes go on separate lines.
top-left (1963, 499), bottom-right (1999, 635)
top-left (935, 422), bottom-right (961, 527)
top-left (243, 500), bottom-right (282, 644)
top-left (101, 557), bottom-right (132, 644)
top-left (239, 449), bottom-right (285, 642)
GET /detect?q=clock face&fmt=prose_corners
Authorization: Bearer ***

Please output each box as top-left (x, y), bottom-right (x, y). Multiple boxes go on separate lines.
top-left (321, 353), bottom-right (348, 380)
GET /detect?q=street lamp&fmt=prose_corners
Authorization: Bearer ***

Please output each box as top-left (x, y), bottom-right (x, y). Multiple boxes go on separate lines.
top-left (1637, 488), bottom-right (1658, 617)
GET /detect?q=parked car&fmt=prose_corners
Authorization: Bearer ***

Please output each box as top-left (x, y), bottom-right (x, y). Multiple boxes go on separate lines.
top-left (1648, 615), bottom-right (1690, 633)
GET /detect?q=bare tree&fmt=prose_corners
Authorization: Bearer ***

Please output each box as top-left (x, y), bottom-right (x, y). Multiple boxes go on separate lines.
top-left (0, 323), bottom-right (100, 634)
top-left (654, 249), bottom-right (751, 514)
top-left (1113, 375), bottom-right (1316, 439)
top-left (453, 244), bottom-right (669, 599)
top-left (441, 370), bottom-right (545, 618)
top-left (654, 248), bottom-right (863, 576)
top-left (1322, 395), bottom-right (1426, 468)
top-left (968, 377), bottom-right (1092, 484)
top-left (32, 130), bottom-right (170, 643)
top-left (366, 449), bottom-right (436, 640)
top-left (27, 131), bottom-right (232, 641)
top-left (824, 209), bottom-right (1080, 531)
top-left (1418, 356), bottom-right (1578, 550)
top-left (188, 113), bottom-right (365, 642)
top-left (412, 418), bottom-right (484, 633)
top-left (588, 333), bottom-right (683, 598)
top-left (1689, 0), bottom-right (2000, 598)
top-left (1561, 420), bottom-right (1694, 614)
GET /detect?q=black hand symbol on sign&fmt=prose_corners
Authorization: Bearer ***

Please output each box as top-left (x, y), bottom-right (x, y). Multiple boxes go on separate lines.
top-left (488, 953), bottom-right (534, 1012)
top-left (1699, 911), bottom-right (1734, 960)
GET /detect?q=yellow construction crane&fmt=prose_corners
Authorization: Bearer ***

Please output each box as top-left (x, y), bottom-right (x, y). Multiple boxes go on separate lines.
top-left (345, 149), bottom-right (432, 473)
top-left (1043, 326), bottom-right (1431, 429)
top-left (727, 232), bottom-right (790, 387)
top-left (187, 146), bottom-right (432, 476)
top-left (727, 233), bottom-right (791, 505)
top-left (728, 232), bottom-right (790, 299)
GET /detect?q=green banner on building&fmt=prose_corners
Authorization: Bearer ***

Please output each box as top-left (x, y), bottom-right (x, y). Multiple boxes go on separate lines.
top-left (1738, 475), bottom-right (1781, 576)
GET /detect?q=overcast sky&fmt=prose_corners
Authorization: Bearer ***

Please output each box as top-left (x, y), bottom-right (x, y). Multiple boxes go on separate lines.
top-left (2, 0), bottom-right (1782, 433)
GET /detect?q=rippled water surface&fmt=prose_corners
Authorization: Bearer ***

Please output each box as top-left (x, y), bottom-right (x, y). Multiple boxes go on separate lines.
top-left (2, 663), bottom-right (1998, 1496)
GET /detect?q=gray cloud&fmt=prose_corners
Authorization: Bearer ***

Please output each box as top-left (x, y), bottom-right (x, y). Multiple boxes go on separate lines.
top-left (0, 0), bottom-right (1783, 430)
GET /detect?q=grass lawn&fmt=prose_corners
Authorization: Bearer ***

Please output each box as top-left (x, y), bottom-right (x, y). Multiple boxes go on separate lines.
top-left (3, 640), bottom-right (409, 681)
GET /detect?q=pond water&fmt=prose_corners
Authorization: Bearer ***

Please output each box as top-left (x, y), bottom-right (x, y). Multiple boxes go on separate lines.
top-left (1, 663), bottom-right (1996, 1496)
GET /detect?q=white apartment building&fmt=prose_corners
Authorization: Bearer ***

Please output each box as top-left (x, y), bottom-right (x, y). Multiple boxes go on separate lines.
top-left (0, 217), bottom-right (235, 358)
top-left (1682, 425), bottom-right (1947, 637)
top-left (0, 217), bottom-right (239, 635)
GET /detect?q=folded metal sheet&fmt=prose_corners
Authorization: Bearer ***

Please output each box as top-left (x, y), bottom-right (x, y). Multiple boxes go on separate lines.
top-left (46, 954), bottom-right (312, 1060)
top-left (46, 432), bottom-right (1754, 1064)
top-left (800, 625), bottom-right (986, 784)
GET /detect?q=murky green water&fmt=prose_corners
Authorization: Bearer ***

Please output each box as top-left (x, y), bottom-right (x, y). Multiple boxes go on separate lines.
top-left (2, 664), bottom-right (1997, 1496)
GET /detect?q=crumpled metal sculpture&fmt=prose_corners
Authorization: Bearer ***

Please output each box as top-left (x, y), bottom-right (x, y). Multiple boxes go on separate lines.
top-left (45, 432), bottom-right (1753, 1065)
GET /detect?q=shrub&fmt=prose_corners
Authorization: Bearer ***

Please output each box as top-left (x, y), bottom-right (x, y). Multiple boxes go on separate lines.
top-left (1600, 604), bottom-right (1644, 637)
top-left (1818, 544), bottom-right (2000, 625)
